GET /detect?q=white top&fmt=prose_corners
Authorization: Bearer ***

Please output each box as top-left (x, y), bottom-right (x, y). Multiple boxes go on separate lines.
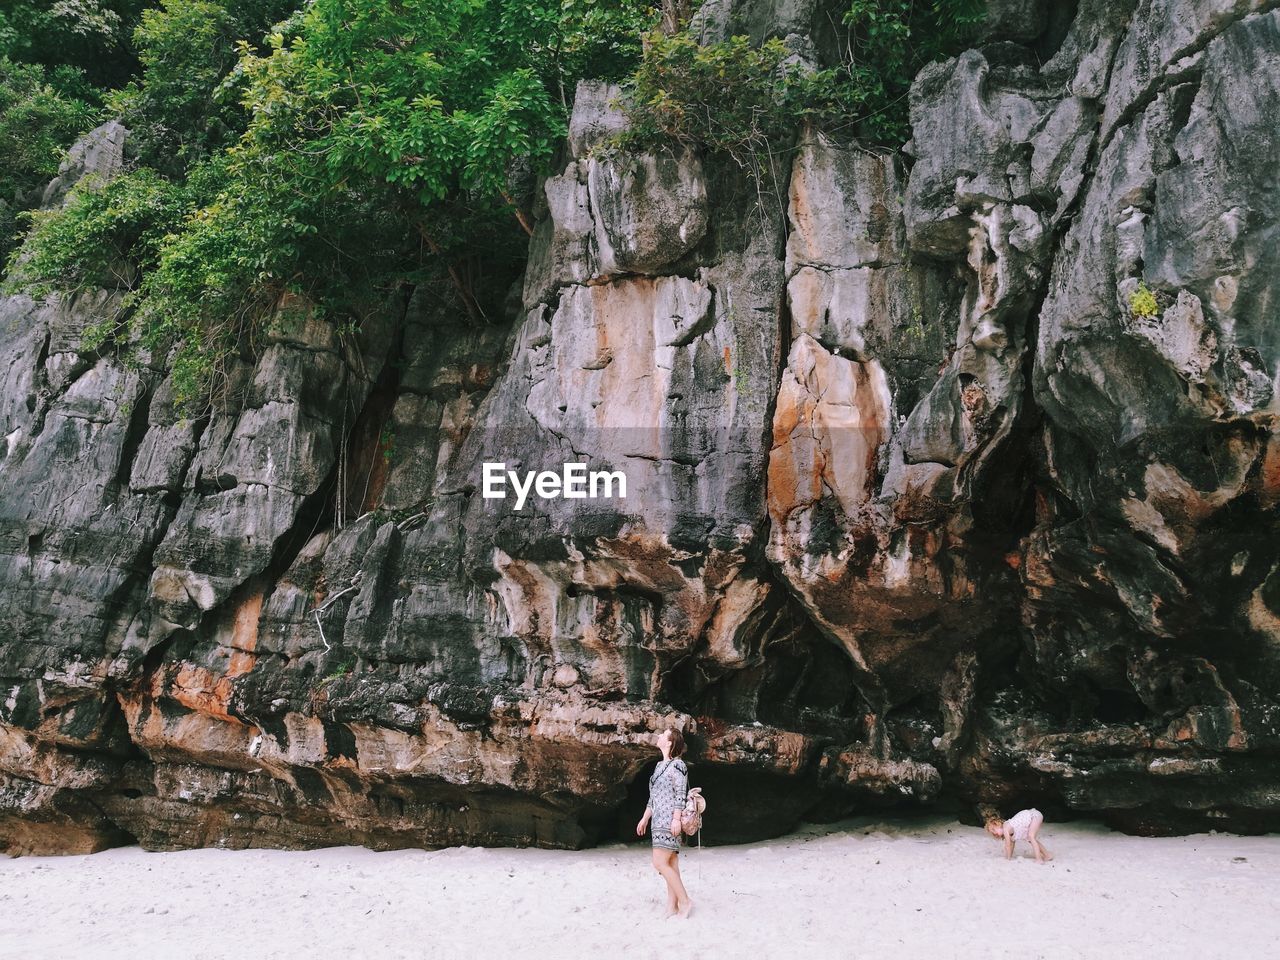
top-left (1006, 808), bottom-right (1041, 842)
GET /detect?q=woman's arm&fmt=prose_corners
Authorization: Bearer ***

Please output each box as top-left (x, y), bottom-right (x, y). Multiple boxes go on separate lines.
top-left (636, 805), bottom-right (652, 836)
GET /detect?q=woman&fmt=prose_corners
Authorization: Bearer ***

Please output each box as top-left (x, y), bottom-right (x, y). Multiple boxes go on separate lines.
top-left (635, 726), bottom-right (693, 918)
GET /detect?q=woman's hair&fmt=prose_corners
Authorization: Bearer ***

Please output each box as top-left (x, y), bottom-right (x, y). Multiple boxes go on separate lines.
top-left (666, 727), bottom-right (686, 758)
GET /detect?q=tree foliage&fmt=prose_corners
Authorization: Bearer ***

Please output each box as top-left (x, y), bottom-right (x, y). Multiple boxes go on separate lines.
top-left (230, 0), bottom-right (650, 210)
top-left (0, 0), bottom-right (150, 89)
top-left (14, 166), bottom-right (190, 293)
top-left (842, 0), bottom-right (987, 141)
top-left (0, 0), bottom-right (153, 256)
top-left (110, 0), bottom-right (299, 174)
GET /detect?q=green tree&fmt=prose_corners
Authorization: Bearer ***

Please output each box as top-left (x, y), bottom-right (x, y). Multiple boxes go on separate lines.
top-left (0, 57), bottom-right (103, 255)
top-left (0, 0), bottom-right (151, 90)
top-left (231, 0), bottom-right (649, 214)
top-left (111, 0), bottom-right (300, 174)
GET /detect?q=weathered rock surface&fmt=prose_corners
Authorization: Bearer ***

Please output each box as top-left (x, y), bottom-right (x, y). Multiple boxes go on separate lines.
top-left (3, 2), bottom-right (1279, 856)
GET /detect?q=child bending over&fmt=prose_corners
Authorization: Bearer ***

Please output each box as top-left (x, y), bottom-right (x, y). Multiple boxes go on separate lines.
top-left (985, 807), bottom-right (1053, 863)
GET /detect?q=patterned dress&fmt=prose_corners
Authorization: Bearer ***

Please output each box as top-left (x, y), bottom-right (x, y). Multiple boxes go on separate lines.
top-left (648, 758), bottom-right (688, 852)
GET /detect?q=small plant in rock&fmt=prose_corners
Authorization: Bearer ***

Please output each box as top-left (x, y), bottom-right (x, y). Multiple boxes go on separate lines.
top-left (379, 425), bottom-right (397, 465)
top-left (1129, 282), bottom-right (1160, 320)
top-left (322, 658), bottom-right (354, 683)
top-left (906, 305), bottom-right (925, 340)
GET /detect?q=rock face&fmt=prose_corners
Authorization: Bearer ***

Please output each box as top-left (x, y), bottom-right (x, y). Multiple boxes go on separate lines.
top-left (3, 4), bottom-right (1279, 856)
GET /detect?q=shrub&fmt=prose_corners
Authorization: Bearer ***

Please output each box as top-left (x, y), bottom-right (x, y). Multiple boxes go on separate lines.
top-left (0, 1), bottom-right (151, 91)
top-left (619, 0), bottom-right (987, 159)
top-left (1129, 282), bottom-right (1160, 320)
top-left (9, 166), bottom-right (192, 295)
top-left (616, 33), bottom-right (856, 162)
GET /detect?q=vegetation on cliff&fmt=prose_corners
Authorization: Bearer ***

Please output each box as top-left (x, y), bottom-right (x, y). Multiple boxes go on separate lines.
top-left (4, 0), bottom-right (981, 405)
top-left (620, 0), bottom-right (984, 161)
top-left (0, 0), bottom-right (153, 256)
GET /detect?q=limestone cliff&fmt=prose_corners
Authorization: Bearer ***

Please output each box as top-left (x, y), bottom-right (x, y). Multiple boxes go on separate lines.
top-left (3, 0), bottom-right (1278, 856)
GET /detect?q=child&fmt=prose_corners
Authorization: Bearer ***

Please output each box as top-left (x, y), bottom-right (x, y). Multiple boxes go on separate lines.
top-left (985, 807), bottom-right (1053, 863)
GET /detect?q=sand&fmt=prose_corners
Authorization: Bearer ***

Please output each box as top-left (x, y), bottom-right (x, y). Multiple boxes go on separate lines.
top-left (2, 818), bottom-right (1276, 960)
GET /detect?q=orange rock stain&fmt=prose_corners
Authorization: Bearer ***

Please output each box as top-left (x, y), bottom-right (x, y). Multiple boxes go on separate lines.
top-left (168, 591), bottom-right (262, 723)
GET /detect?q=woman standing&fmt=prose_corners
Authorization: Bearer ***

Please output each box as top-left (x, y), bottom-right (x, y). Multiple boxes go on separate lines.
top-left (636, 727), bottom-right (693, 918)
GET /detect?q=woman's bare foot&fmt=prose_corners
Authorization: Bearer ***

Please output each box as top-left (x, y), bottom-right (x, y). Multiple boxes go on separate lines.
top-left (677, 899), bottom-right (693, 919)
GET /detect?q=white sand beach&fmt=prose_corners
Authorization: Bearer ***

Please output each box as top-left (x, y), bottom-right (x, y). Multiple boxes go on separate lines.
top-left (2, 818), bottom-right (1276, 960)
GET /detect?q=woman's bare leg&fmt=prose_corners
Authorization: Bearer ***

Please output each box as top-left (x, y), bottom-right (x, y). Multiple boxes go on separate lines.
top-left (671, 854), bottom-right (693, 918)
top-left (653, 849), bottom-right (691, 916)
top-left (1028, 814), bottom-right (1052, 863)
top-left (651, 847), bottom-right (679, 914)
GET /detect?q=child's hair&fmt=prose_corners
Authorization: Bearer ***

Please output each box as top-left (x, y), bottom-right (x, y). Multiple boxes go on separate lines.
top-left (666, 727), bottom-right (686, 758)
top-left (978, 804), bottom-right (1004, 837)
